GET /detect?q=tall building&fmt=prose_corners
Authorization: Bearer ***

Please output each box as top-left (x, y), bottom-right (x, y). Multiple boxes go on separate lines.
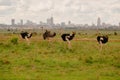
top-left (97, 17), bottom-right (101, 28)
top-left (119, 22), bottom-right (120, 27)
top-left (11, 19), bottom-right (15, 25)
top-left (68, 21), bottom-right (71, 25)
top-left (47, 17), bottom-right (54, 26)
top-left (20, 19), bottom-right (23, 25)
top-left (91, 23), bottom-right (95, 27)
top-left (61, 22), bottom-right (66, 27)
top-left (102, 22), bottom-right (106, 28)
top-left (50, 17), bottom-right (53, 25)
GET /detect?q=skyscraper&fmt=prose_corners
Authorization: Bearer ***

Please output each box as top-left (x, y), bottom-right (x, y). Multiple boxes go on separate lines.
top-left (68, 21), bottom-right (71, 25)
top-left (119, 22), bottom-right (120, 27)
top-left (47, 17), bottom-right (54, 26)
top-left (11, 19), bottom-right (15, 25)
top-left (97, 17), bottom-right (101, 28)
top-left (50, 17), bottom-right (53, 25)
top-left (20, 19), bottom-right (23, 25)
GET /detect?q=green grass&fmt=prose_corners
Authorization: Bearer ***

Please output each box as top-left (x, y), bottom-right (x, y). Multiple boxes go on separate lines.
top-left (0, 30), bottom-right (120, 80)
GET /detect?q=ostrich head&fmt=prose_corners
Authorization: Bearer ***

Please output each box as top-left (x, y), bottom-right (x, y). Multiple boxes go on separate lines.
top-left (72, 32), bottom-right (76, 36)
top-left (72, 32), bottom-right (76, 34)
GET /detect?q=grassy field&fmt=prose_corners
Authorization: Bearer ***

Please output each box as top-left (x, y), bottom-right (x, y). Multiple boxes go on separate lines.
top-left (0, 30), bottom-right (120, 80)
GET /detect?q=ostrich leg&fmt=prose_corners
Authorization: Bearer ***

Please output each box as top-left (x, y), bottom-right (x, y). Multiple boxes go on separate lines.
top-left (100, 41), bottom-right (103, 52)
top-left (25, 37), bottom-right (30, 45)
top-left (66, 36), bottom-right (71, 49)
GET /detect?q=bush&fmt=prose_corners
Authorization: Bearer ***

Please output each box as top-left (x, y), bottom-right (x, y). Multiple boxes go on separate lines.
top-left (10, 37), bottom-right (18, 45)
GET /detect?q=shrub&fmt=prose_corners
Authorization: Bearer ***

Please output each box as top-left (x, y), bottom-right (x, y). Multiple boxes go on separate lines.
top-left (10, 37), bottom-right (18, 45)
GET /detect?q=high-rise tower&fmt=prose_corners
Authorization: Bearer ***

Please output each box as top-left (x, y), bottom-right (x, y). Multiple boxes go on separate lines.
top-left (119, 22), bottom-right (120, 27)
top-left (47, 17), bottom-right (54, 26)
top-left (11, 19), bottom-right (15, 25)
top-left (97, 17), bottom-right (101, 28)
top-left (20, 19), bottom-right (23, 25)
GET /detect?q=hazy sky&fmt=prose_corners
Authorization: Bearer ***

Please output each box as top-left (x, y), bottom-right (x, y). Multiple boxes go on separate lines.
top-left (0, 0), bottom-right (120, 25)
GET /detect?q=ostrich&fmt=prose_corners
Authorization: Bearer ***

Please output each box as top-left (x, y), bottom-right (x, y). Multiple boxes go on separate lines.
top-left (97, 35), bottom-right (108, 51)
top-left (20, 31), bottom-right (33, 45)
top-left (43, 30), bottom-right (56, 40)
top-left (61, 32), bottom-right (76, 49)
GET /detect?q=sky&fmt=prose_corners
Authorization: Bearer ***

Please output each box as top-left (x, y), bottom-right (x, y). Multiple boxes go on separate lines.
top-left (0, 0), bottom-right (120, 25)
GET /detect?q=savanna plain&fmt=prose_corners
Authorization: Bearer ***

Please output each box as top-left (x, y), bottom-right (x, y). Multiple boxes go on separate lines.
top-left (0, 30), bottom-right (120, 80)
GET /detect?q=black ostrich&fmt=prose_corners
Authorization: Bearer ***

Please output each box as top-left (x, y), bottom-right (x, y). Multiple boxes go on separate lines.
top-left (20, 31), bottom-right (32, 39)
top-left (61, 32), bottom-right (76, 48)
top-left (97, 35), bottom-right (108, 50)
top-left (43, 30), bottom-right (56, 40)
top-left (97, 35), bottom-right (108, 44)
top-left (20, 31), bottom-right (33, 45)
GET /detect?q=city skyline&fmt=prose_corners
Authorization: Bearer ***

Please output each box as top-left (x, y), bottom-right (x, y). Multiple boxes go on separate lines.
top-left (8, 17), bottom-right (120, 27)
top-left (0, 0), bottom-right (120, 25)
top-left (3, 17), bottom-right (120, 26)
top-left (0, 16), bottom-right (120, 30)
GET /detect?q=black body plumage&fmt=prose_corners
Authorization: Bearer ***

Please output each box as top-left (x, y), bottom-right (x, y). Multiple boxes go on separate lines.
top-left (97, 35), bottom-right (108, 44)
top-left (20, 32), bottom-right (32, 39)
top-left (61, 32), bottom-right (75, 41)
top-left (43, 30), bottom-right (56, 40)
